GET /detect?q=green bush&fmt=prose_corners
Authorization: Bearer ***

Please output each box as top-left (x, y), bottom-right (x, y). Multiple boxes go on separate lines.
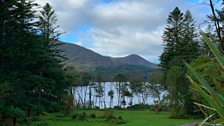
top-left (103, 110), bottom-right (114, 118)
top-left (71, 112), bottom-right (87, 121)
top-left (116, 116), bottom-right (126, 124)
top-left (41, 112), bottom-right (49, 116)
top-left (113, 106), bottom-right (122, 110)
top-left (170, 114), bottom-right (192, 119)
top-left (29, 117), bottom-right (42, 122)
top-left (105, 114), bottom-right (116, 121)
top-left (71, 113), bottom-right (79, 120)
top-left (127, 104), bottom-right (151, 110)
top-left (31, 122), bottom-right (48, 126)
top-left (78, 112), bottom-right (87, 121)
top-left (88, 113), bottom-right (96, 119)
top-left (33, 105), bottom-right (44, 115)
top-left (48, 102), bottom-right (62, 113)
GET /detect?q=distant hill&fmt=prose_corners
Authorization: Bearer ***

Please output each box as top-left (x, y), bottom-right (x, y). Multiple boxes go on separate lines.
top-left (58, 42), bottom-right (159, 78)
top-left (112, 54), bottom-right (157, 68)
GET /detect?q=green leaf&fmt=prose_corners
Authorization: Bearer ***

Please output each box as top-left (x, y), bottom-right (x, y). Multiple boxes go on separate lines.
top-left (193, 102), bottom-right (216, 111)
top-left (187, 75), bottom-right (224, 118)
top-left (198, 113), bottom-right (216, 126)
top-left (200, 32), bottom-right (224, 69)
top-left (186, 63), bottom-right (224, 107)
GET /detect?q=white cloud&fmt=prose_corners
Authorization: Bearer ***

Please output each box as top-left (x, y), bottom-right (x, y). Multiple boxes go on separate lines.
top-left (34, 0), bottom-right (209, 63)
top-left (67, 0), bottom-right (87, 9)
top-left (82, 25), bottom-right (164, 62)
top-left (74, 41), bottom-right (83, 46)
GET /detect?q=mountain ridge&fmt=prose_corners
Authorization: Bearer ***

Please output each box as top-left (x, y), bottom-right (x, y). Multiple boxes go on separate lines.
top-left (58, 42), bottom-right (159, 77)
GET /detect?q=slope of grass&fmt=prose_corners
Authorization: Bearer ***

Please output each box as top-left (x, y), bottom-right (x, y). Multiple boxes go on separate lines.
top-left (30, 110), bottom-right (201, 126)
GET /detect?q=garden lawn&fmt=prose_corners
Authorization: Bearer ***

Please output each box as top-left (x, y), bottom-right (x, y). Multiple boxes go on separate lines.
top-left (34, 110), bottom-right (201, 126)
top-left (115, 111), bottom-right (200, 126)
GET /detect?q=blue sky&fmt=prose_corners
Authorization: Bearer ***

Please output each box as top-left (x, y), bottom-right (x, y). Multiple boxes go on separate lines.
top-left (101, 0), bottom-right (113, 4)
top-left (60, 23), bottom-right (90, 45)
top-left (36, 0), bottom-right (211, 63)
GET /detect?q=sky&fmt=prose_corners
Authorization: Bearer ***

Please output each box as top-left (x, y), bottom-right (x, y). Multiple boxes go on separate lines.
top-left (35, 0), bottom-right (212, 64)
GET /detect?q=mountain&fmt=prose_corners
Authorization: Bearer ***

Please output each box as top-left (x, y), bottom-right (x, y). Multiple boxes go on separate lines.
top-left (112, 54), bottom-right (157, 68)
top-left (59, 42), bottom-right (159, 78)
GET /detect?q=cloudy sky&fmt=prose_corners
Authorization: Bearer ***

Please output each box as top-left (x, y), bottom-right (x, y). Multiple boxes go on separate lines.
top-left (36, 0), bottom-right (211, 63)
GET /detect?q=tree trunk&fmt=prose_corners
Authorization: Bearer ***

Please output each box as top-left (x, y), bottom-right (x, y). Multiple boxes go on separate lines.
top-left (13, 117), bottom-right (16, 126)
top-left (142, 92), bottom-right (145, 104)
top-left (27, 107), bottom-right (31, 117)
top-left (103, 83), bottom-right (106, 108)
top-left (2, 116), bottom-right (6, 126)
top-left (118, 82), bottom-right (121, 107)
top-left (84, 86), bottom-right (88, 108)
top-left (89, 86), bottom-right (92, 109)
top-left (98, 97), bottom-right (101, 108)
top-left (110, 98), bottom-right (112, 108)
top-left (77, 92), bottom-right (84, 107)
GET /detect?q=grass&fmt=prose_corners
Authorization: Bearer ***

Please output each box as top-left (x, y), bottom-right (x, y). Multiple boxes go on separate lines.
top-left (30, 110), bottom-right (201, 126)
top-left (114, 111), bottom-right (200, 126)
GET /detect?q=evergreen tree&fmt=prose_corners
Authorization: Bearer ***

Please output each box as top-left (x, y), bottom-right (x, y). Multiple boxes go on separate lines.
top-left (38, 3), bottom-right (59, 40)
top-left (0, 1), bottom-right (69, 124)
top-left (160, 7), bottom-right (200, 116)
top-left (38, 3), bottom-right (65, 61)
top-left (0, 0), bottom-right (43, 124)
top-left (160, 7), bottom-right (183, 70)
top-left (181, 10), bottom-right (199, 62)
top-left (35, 3), bottom-right (69, 112)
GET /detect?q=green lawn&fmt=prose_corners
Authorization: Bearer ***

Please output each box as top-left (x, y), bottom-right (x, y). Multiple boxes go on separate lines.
top-left (33, 110), bottom-right (201, 126)
top-left (114, 111), bottom-right (200, 126)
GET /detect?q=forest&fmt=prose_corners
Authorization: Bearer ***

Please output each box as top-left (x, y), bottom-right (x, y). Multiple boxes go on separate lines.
top-left (1, 0), bottom-right (224, 126)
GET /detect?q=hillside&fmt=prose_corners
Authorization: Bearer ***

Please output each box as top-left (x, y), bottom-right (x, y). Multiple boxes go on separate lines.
top-left (59, 42), bottom-right (159, 77)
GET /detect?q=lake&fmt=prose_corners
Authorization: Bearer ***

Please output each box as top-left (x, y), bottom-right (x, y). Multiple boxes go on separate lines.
top-left (72, 82), bottom-right (163, 108)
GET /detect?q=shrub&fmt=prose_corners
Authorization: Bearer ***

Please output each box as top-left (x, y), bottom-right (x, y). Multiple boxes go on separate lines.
top-left (71, 112), bottom-right (87, 121)
top-left (78, 112), bottom-right (87, 121)
top-left (63, 95), bottom-right (74, 115)
top-left (55, 114), bottom-right (64, 120)
top-left (117, 116), bottom-right (123, 120)
top-left (48, 102), bottom-right (62, 113)
top-left (88, 113), bottom-right (96, 119)
top-left (32, 122), bottom-right (48, 126)
top-left (33, 105), bottom-right (44, 116)
top-left (103, 110), bottom-right (114, 118)
top-left (116, 116), bottom-right (126, 124)
top-left (71, 113), bottom-right (79, 120)
top-left (29, 117), bottom-right (42, 122)
top-left (169, 114), bottom-right (191, 119)
top-left (41, 112), bottom-right (49, 116)
top-left (113, 106), bottom-right (122, 110)
top-left (105, 114), bottom-right (116, 121)
top-left (127, 104), bottom-right (151, 110)
top-left (95, 106), bottom-right (100, 109)
top-left (151, 104), bottom-right (161, 112)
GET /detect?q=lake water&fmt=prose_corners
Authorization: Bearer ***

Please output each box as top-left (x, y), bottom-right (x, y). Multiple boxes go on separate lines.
top-left (73, 82), bottom-right (161, 108)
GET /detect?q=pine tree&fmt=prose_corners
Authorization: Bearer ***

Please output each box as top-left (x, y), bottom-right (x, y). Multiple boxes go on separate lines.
top-left (0, 0), bottom-right (43, 124)
top-left (35, 3), bottom-right (69, 112)
top-left (181, 10), bottom-right (199, 62)
top-left (38, 3), bottom-right (65, 61)
top-left (160, 7), bottom-right (183, 70)
top-left (160, 7), bottom-right (200, 116)
top-left (38, 3), bottom-right (59, 40)
top-left (0, 1), bottom-right (69, 124)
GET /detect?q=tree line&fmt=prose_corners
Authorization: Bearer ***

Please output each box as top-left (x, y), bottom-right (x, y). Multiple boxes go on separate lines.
top-left (65, 69), bottom-right (164, 110)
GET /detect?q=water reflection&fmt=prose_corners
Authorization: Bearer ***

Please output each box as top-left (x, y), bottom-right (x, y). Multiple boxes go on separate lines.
top-left (73, 82), bottom-right (161, 108)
